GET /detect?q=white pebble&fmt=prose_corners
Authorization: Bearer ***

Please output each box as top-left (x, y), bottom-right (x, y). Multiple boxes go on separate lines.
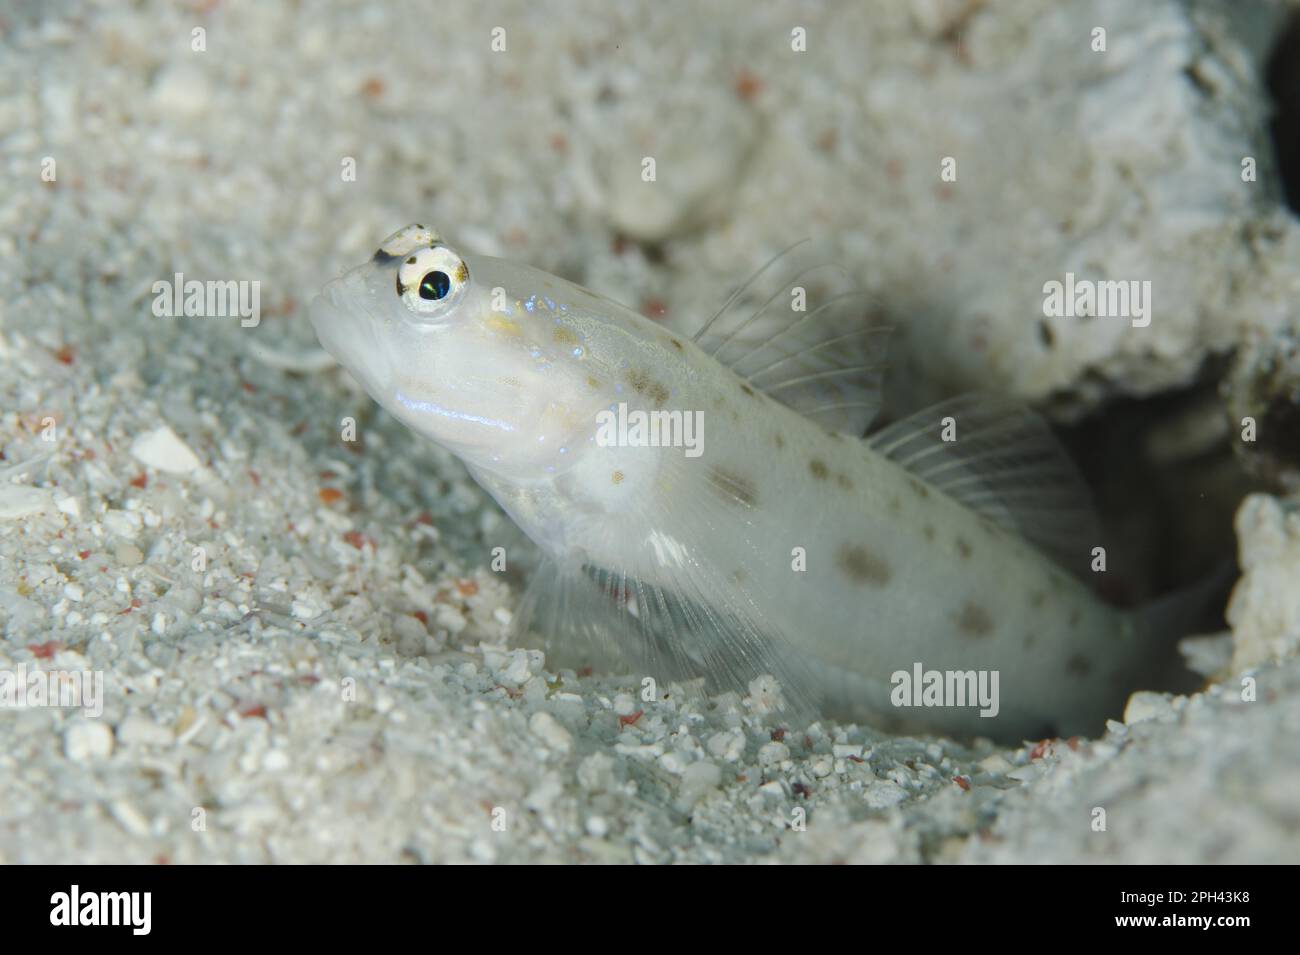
top-left (864, 780), bottom-right (909, 809)
top-left (528, 711), bottom-right (573, 753)
top-left (499, 651), bottom-right (532, 686)
top-left (102, 509), bottom-right (141, 539)
top-left (116, 715), bottom-right (174, 747)
top-left (64, 721), bottom-right (114, 761)
top-left (130, 425), bottom-right (201, 474)
top-left (757, 741), bottom-right (790, 767)
top-left (166, 586), bottom-right (202, 614)
top-left (434, 604), bottom-right (467, 634)
top-left (0, 485), bottom-right (53, 519)
top-left (659, 751), bottom-right (689, 775)
top-left (678, 760), bottom-right (722, 805)
top-left (150, 64), bottom-right (212, 118)
top-left (524, 773), bottom-right (563, 812)
top-left (291, 596), bottom-right (322, 620)
top-left (107, 799), bottom-right (151, 838)
top-left (706, 729), bottom-right (745, 762)
top-left (1124, 690), bottom-right (1175, 725)
top-left (745, 675), bottom-right (785, 715)
top-left (577, 752), bottom-right (621, 793)
top-left (261, 749), bottom-right (290, 772)
top-left (978, 753), bottom-right (1014, 774)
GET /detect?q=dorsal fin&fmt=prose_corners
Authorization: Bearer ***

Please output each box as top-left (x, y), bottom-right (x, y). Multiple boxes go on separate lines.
top-left (693, 241), bottom-right (889, 436)
top-left (868, 394), bottom-right (1100, 575)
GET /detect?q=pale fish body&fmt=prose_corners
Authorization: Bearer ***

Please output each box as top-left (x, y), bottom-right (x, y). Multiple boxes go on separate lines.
top-left (310, 225), bottom-right (1176, 740)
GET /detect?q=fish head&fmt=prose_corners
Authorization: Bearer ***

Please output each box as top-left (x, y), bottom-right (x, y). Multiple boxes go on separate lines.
top-left (310, 224), bottom-right (614, 478)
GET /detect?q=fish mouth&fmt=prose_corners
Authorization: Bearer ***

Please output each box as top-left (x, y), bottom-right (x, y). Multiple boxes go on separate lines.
top-left (308, 274), bottom-right (387, 389)
top-left (308, 284), bottom-right (351, 360)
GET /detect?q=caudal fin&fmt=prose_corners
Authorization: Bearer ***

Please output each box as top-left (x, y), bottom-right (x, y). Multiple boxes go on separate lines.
top-left (1134, 558), bottom-right (1238, 691)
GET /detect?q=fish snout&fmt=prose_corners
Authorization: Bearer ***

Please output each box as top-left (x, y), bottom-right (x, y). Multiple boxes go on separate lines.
top-left (309, 276), bottom-right (389, 390)
top-left (308, 284), bottom-right (350, 357)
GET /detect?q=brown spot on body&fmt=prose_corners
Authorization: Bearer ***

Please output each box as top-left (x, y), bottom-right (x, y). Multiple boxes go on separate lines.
top-left (836, 473), bottom-right (853, 490)
top-left (923, 523), bottom-right (935, 541)
top-left (707, 468), bottom-right (756, 507)
top-left (611, 470), bottom-right (624, 485)
top-left (889, 496), bottom-right (903, 514)
top-left (586, 375), bottom-right (602, 390)
top-left (627, 369), bottom-right (670, 407)
top-left (740, 383), bottom-right (756, 397)
top-left (956, 602), bottom-right (993, 637)
top-left (809, 459), bottom-right (829, 480)
top-left (1066, 654), bottom-right (1091, 677)
top-left (670, 338), bottom-right (684, 352)
top-left (773, 433), bottom-right (785, 449)
top-left (455, 261), bottom-right (469, 283)
top-left (956, 537), bottom-right (972, 559)
top-left (908, 477), bottom-right (930, 499)
top-left (553, 325), bottom-right (578, 346)
top-left (837, 544), bottom-right (892, 586)
top-left (1030, 591), bottom-right (1046, 609)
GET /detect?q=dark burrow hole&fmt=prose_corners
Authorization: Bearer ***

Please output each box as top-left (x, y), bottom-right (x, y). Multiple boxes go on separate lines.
top-left (1059, 370), bottom-right (1244, 603)
top-left (1267, 6), bottom-right (1300, 212)
top-left (1055, 362), bottom-right (1262, 703)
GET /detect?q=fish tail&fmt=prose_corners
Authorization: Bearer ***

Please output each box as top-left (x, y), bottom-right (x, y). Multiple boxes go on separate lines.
top-left (1133, 558), bottom-right (1237, 689)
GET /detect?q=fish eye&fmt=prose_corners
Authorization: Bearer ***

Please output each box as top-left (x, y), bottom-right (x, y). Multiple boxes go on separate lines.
top-left (419, 270), bottom-right (451, 300)
top-left (396, 245), bottom-right (468, 317)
